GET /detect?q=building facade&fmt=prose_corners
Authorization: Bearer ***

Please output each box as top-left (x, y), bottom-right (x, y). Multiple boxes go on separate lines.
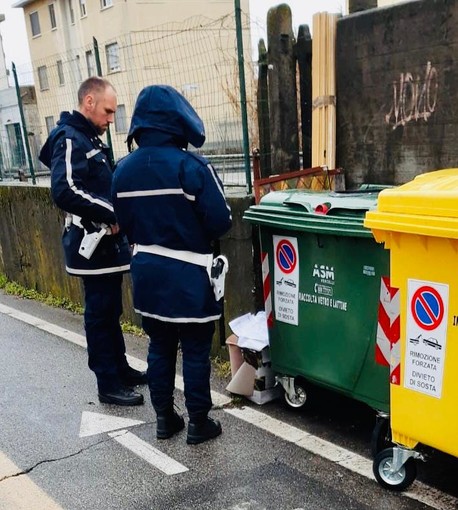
top-left (0, 14), bottom-right (40, 180)
top-left (13, 0), bottom-right (253, 162)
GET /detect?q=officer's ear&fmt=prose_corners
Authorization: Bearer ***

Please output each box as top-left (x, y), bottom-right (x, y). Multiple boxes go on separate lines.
top-left (84, 93), bottom-right (96, 112)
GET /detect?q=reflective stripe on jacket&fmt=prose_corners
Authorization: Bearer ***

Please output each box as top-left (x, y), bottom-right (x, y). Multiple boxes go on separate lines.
top-left (113, 139), bottom-right (232, 322)
top-left (39, 111), bottom-right (131, 276)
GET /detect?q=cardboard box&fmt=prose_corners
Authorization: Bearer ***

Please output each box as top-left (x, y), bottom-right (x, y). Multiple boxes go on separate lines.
top-left (246, 386), bottom-right (283, 405)
top-left (225, 335), bottom-right (280, 405)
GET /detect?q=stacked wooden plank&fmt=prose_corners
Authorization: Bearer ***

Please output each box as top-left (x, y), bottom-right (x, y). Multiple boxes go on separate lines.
top-left (311, 12), bottom-right (338, 170)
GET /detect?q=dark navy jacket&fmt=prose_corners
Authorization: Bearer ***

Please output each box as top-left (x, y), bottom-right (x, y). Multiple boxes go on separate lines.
top-left (112, 85), bottom-right (232, 322)
top-left (39, 111), bottom-right (131, 276)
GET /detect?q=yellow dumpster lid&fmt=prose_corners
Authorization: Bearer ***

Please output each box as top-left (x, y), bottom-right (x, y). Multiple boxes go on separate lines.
top-left (364, 169), bottom-right (458, 240)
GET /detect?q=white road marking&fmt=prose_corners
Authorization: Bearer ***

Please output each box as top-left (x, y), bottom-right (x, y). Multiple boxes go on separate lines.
top-left (225, 501), bottom-right (266, 510)
top-left (79, 411), bottom-right (144, 438)
top-left (0, 303), bottom-right (231, 408)
top-left (1, 302), bottom-right (457, 509)
top-left (0, 451), bottom-right (64, 510)
top-left (108, 430), bottom-right (188, 475)
top-left (0, 303), bottom-right (87, 348)
top-left (225, 405), bottom-right (457, 510)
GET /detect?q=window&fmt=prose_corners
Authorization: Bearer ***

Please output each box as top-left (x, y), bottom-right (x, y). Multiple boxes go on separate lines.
top-left (100, 0), bottom-right (113, 8)
top-left (105, 43), bottom-right (120, 73)
top-left (57, 60), bottom-right (64, 85)
top-left (79, 0), bottom-right (87, 17)
top-left (6, 123), bottom-right (26, 168)
top-left (85, 50), bottom-right (96, 77)
top-left (45, 116), bottom-right (55, 135)
top-left (68, 0), bottom-right (75, 24)
top-left (75, 55), bottom-right (82, 82)
top-left (182, 83), bottom-right (198, 98)
top-left (48, 4), bottom-right (57, 29)
top-left (114, 105), bottom-right (127, 133)
top-left (38, 66), bottom-right (49, 90)
top-left (30, 11), bottom-right (41, 36)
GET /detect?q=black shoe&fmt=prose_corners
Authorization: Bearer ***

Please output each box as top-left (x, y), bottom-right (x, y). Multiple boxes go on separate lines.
top-left (186, 417), bottom-right (222, 445)
top-left (98, 387), bottom-right (144, 406)
top-left (120, 367), bottom-right (148, 387)
top-left (156, 411), bottom-right (185, 440)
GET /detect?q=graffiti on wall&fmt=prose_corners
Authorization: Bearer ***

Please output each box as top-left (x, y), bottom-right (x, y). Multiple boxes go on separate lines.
top-left (385, 61), bottom-right (438, 130)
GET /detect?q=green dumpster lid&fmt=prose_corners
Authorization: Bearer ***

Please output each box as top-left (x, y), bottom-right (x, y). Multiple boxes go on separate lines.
top-left (364, 169), bottom-right (458, 240)
top-left (244, 187), bottom-right (386, 237)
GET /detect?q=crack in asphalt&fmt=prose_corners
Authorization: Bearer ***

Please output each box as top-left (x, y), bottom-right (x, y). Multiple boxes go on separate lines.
top-left (0, 434), bottom-right (119, 482)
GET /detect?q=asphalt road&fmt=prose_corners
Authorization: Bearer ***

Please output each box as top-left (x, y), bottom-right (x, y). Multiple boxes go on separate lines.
top-left (0, 291), bottom-right (457, 510)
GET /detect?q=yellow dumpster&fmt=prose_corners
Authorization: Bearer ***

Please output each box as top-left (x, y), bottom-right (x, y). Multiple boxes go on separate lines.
top-left (364, 168), bottom-right (458, 491)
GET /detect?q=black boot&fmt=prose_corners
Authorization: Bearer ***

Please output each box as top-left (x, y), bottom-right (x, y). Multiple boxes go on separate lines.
top-left (186, 417), bottom-right (222, 445)
top-left (98, 386), bottom-right (144, 406)
top-left (120, 366), bottom-right (148, 387)
top-left (156, 410), bottom-right (185, 440)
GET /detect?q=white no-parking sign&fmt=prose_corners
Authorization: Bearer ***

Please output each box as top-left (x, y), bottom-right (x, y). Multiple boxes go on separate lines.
top-left (405, 279), bottom-right (449, 398)
top-left (273, 235), bottom-right (299, 325)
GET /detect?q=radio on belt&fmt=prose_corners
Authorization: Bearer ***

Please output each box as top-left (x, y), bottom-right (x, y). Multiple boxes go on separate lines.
top-left (210, 255), bottom-right (229, 300)
top-left (78, 227), bottom-right (107, 259)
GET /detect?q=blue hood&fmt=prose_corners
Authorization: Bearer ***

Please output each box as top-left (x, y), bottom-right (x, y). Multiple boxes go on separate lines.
top-left (127, 85), bottom-right (206, 150)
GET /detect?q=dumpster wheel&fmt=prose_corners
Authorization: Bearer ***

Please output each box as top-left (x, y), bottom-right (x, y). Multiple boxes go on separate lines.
top-left (371, 416), bottom-right (392, 457)
top-left (373, 448), bottom-right (417, 491)
top-left (283, 382), bottom-right (307, 409)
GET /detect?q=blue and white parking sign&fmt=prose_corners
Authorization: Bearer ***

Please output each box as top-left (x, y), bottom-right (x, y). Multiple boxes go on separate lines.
top-left (273, 235), bottom-right (299, 325)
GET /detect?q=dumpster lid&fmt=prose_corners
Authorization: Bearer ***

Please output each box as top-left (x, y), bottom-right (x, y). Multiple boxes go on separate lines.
top-left (256, 185), bottom-right (386, 215)
top-left (364, 169), bottom-right (458, 239)
top-left (372, 169), bottom-right (458, 217)
top-left (244, 186), bottom-right (386, 238)
top-left (282, 186), bottom-right (386, 215)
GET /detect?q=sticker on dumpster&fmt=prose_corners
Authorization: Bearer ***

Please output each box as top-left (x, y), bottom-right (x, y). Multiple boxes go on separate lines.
top-left (411, 286), bottom-right (444, 331)
top-left (298, 262), bottom-right (348, 313)
top-left (273, 235), bottom-right (299, 325)
top-left (276, 239), bottom-right (297, 274)
top-left (405, 279), bottom-right (449, 398)
top-left (376, 276), bottom-right (400, 387)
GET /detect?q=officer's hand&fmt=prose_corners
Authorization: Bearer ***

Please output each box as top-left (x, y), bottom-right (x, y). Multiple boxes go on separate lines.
top-left (110, 223), bottom-right (120, 235)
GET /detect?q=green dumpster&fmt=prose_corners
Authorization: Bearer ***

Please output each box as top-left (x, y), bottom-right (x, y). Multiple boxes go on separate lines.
top-left (244, 188), bottom-right (391, 420)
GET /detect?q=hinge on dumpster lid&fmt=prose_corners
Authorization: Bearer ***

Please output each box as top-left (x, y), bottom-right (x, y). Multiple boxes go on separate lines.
top-left (376, 276), bottom-right (401, 385)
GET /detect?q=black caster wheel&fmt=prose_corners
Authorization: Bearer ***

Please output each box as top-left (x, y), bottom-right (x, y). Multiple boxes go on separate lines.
top-left (283, 382), bottom-right (308, 409)
top-left (371, 417), bottom-right (392, 457)
top-left (373, 448), bottom-right (417, 491)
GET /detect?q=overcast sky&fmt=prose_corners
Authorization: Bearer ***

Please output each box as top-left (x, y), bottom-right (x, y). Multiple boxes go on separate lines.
top-left (1, 0), bottom-right (344, 67)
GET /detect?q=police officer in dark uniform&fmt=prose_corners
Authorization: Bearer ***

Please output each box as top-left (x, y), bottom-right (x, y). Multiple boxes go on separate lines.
top-left (39, 77), bottom-right (146, 406)
top-left (112, 85), bottom-right (232, 443)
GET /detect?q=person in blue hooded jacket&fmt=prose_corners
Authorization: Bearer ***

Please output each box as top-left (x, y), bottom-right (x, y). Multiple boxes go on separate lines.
top-left (39, 77), bottom-right (147, 406)
top-left (112, 85), bottom-right (232, 444)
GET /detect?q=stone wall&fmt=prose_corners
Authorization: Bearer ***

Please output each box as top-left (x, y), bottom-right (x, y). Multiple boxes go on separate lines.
top-left (336, 0), bottom-right (457, 188)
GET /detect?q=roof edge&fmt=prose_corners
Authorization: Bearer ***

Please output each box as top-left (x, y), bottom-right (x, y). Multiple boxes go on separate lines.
top-left (12, 0), bottom-right (33, 8)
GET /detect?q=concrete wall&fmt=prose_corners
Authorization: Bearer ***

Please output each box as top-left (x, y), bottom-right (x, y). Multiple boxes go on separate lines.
top-left (336, 0), bottom-right (456, 188)
top-left (0, 184), bottom-right (260, 353)
top-left (0, 184), bottom-right (83, 302)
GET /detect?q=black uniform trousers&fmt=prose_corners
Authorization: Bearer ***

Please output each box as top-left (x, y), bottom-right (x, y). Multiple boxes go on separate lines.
top-left (143, 317), bottom-right (215, 422)
top-left (82, 273), bottom-right (130, 392)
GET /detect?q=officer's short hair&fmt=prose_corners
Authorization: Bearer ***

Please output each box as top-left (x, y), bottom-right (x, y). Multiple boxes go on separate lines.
top-left (77, 77), bottom-right (115, 105)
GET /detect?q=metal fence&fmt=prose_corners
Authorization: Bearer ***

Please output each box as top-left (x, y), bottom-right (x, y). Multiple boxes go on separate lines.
top-left (0, 10), bottom-right (258, 190)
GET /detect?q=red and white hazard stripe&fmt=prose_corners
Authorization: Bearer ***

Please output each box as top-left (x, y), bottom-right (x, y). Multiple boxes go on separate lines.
top-left (376, 276), bottom-right (401, 385)
top-left (261, 251), bottom-right (274, 328)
